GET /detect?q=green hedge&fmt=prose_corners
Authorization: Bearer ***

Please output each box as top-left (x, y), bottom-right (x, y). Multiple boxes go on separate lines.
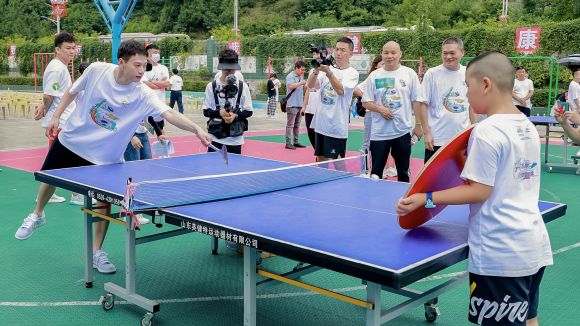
top-left (184, 80), bottom-right (210, 92)
top-left (0, 76), bottom-right (35, 86)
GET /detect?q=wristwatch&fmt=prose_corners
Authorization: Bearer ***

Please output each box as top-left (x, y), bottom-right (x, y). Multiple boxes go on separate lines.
top-left (425, 192), bottom-right (436, 208)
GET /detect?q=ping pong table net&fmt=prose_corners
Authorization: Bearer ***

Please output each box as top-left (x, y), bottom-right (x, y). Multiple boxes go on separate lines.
top-left (122, 154), bottom-right (368, 213)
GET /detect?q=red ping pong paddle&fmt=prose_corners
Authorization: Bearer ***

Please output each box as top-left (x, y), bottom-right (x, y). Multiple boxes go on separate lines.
top-left (398, 125), bottom-right (475, 229)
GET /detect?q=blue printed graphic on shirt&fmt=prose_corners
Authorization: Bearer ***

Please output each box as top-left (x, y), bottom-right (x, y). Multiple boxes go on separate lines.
top-left (90, 99), bottom-right (119, 131)
top-left (513, 159), bottom-right (538, 180)
top-left (320, 82), bottom-right (337, 106)
top-left (442, 87), bottom-right (467, 113)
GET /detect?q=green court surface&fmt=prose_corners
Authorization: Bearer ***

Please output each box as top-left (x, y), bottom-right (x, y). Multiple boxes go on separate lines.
top-left (1, 135), bottom-right (579, 325)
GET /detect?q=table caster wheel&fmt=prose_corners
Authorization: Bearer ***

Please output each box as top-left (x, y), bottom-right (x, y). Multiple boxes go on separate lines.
top-left (424, 304), bottom-right (440, 323)
top-left (100, 293), bottom-right (115, 311)
top-left (142, 312), bottom-right (154, 326)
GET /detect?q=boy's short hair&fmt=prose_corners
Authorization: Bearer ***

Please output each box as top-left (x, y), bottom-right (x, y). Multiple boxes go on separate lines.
top-left (54, 32), bottom-right (75, 48)
top-left (515, 66), bottom-right (525, 71)
top-left (172, 68), bottom-right (179, 74)
top-left (117, 40), bottom-right (148, 62)
top-left (217, 49), bottom-right (241, 70)
top-left (336, 36), bottom-right (354, 51)
top-left (270, 73), bottom-right (277, 78)
top-left (294, 61), bottom-right (306, 69)
top-left (78, 62), bottom-right (90, 75)
top-left (467, 51), bottom-right (514, 94)
top-left (145, 43), bottom-right (160, 51)
top-left (442, 37), bottom-right (464, 51)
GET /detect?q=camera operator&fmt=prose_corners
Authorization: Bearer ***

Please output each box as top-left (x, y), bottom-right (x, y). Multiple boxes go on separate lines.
top-left (202, 49), bottom-right (253, 154)
top-left (307, 37), bottom-right (359, 163)
top-left (285, 61), bottom-right (307, 149)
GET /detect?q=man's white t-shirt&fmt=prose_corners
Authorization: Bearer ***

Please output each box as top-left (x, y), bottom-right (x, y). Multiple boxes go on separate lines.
top-left (512, 78), bottom-right (534, 108)
top-left (568, 80), bottom-right (580, 111)
top-left (202, 79), bottom-right (253, 146)
top-left (59, 62), bottom-right (170, 165)
top-left (143, 64), bottom-right (169, 104)
top-left (305, 68), bottom-right (321, 115)
top-left (311, 66), bottom-right (359, 139)
top-left (460, 114), bottom-right (553, 277)
top-left (421, 65), bottom-right (470, 146)
top-left (42, 59), bottom-right (76, 128)
top-left (169, 75), bottom-right (183, 91)
top-left (363, 66), bottom-right (422, 141)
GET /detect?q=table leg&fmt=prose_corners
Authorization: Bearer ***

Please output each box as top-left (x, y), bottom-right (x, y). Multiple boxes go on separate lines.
top-left (366, 281), bottom-right (381, 326)
top-left (84, 196), bottom-right (94, 288)
top-left (244, 248), bottom-right (257, 326)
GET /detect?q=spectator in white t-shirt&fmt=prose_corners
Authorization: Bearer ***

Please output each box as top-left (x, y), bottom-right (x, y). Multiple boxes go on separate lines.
top-left (142, 43), bottom-right (170, 131)
top-left (512, 66), bottom-right (534, 117)
top-left (169, 68), bottom-right (184, 113)
top-left (32, 32), bottom-right (78, 204)
top-left (15, 40), bottom-right (213, 275)
top-left (418, 37), bottom-right (476, 163)
top-left (362, 41), bottom-right (423, 182)
top-left (307, 36), bottom-right (359, 164)
top-left (567, 69), bottom-right (580, 113)
top-left (398, 51), bottom-right (552, 326)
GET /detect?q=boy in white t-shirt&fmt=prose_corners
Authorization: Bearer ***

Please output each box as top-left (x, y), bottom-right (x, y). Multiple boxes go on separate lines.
top-left (202, 49), bottom-right (253, 155)
top-left (567, 70), bottom-right (580, 112)
top-left (512, 66), bottom-right (534, 117)
top-left (15, 40), bottom-right (212, 274)
top-left (307, 36), bottom-right (359, 162)
top-left (169, 68), bottom-right (184, 113)
top-left (362, 41), bottom-right (423, 182)
top-left (142, 43), bottom-right (170, 131)
top-left (397, 51), bottom-right (552, 326)
top-left (32, 32), bottom-right (78, 204)
top-left (418, 37), bottom-right (476, 163)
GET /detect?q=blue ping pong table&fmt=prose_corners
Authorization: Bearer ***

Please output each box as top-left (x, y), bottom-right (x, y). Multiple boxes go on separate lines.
top-left (35, 153), bottom-right (567, 326)
top-left (529, 115), bottom-right (580, 173)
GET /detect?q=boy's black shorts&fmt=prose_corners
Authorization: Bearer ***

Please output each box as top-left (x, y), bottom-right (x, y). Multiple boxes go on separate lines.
top-left (468, 267), bottom-right (545, 325)
top-left (41, 137), bottom-right (94, 171)
top-left (314, 133), bottom-right (346, 159)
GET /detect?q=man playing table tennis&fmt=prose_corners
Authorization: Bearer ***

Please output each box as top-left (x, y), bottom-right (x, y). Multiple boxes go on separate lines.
top-left (15, 40), bottom-right (212, 274)
top-left (397, 51), bottom-right (552, 326)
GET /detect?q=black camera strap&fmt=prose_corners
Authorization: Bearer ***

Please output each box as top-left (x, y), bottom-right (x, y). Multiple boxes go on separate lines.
top-left (212, 80), bottom-right (244, 112)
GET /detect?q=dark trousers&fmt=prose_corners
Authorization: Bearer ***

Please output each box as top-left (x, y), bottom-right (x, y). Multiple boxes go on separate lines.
top-left (304, 113), bottom-right (316, 149)
top-left (369, 133), bottom-right (412, 182)
top-left (170, 90), bottom-right (184, 113)
top-left (207, 141), bottom-right (241, 154)
top-left (515, 105), bottom-right (531, 117)
top-left (424, 146), bottom-right (442, 163)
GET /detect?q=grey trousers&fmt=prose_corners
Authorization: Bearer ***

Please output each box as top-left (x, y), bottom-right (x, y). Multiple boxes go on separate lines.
top-left (285, 106), bottom-right (302, 144)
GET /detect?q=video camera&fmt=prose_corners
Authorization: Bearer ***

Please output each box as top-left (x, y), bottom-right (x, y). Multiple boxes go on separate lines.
top-left (217, 74), bottom-right (239, 112)
top-left (309, 44), bottom-right (336, 68)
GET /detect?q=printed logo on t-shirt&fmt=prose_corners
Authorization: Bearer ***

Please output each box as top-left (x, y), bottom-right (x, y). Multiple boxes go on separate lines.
top-left (90, 99), bottom-right (119, 131)
top-left (52, 82), bottom-right (60, 91)
top-left (513, 159), bottom-right (538, 180)
top-left (516, 125), bottom-right (533, 140)
top-left (320, 82), bottom-right (337, 106)
top-left (442, 87), bottom-right (467, 113)
top-left (376, 78), bottom-right (402, 110)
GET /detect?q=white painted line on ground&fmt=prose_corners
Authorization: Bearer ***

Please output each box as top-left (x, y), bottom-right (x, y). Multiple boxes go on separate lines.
top-left (1, 242), bottom-right (577, 308)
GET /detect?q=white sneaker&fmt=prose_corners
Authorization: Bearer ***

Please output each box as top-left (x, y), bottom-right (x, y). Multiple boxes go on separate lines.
top-left (15, 212), bottom-right (46, 240)
top-left (136, 214), bottom-right (149, 225)
top-left (70, 194), bottom-right (98, 206)
top-left (384, 167), bottom-right (398, 177)
top-left (121, 214), bottom-right (150, 225)
top-left (38, 193), bottom-right (65, 203)
top-left (93, 250), bottom-right (116, 274)
top-left (576, 149), bottom-right (580, 157)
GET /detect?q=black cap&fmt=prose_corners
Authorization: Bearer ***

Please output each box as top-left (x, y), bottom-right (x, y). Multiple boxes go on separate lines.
top-left (217, 56), bottom-right (241, 70)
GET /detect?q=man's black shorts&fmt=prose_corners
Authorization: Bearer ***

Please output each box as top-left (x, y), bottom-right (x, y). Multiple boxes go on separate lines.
top-left (468, 267), bottom-right (546, 325)
top-left (41, 137), bottom-right (94, 171)
top-left (314, 133), bottom-right (346, 159)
